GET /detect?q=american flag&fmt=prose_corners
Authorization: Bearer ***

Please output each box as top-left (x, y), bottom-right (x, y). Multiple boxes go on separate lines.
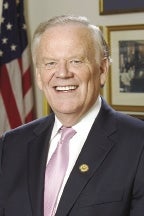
top-left (0, 0), bottom-right (35, 134)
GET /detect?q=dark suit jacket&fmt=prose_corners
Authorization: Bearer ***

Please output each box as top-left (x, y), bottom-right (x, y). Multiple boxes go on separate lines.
top-left (0, 99), bottom-right (144, 216)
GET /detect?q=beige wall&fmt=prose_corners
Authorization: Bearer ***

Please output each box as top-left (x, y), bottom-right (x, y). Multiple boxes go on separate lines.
top-left (0, 0), bottom-right (3, 23)
top-left (24, 0), bottom-right (144, 117)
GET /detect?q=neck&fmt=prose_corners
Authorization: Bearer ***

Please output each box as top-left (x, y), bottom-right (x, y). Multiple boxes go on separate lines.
top-left (55, 113), bottom-right (82, 127)
top-left (54, 97), bottom-right (101, 127)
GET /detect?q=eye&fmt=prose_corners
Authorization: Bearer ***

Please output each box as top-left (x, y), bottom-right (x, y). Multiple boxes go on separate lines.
top-left (70, 59), bottom-right (83, 66)
top-left (44, 61), bottom-right (57, 70)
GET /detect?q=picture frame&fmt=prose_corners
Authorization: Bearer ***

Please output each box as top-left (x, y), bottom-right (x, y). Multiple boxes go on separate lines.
top-left (100, 0), bottom-right (144, 15)
top-left (107, 25), bottom-right (144, 117)
top-left (43, 95), bottom-right (52, 116)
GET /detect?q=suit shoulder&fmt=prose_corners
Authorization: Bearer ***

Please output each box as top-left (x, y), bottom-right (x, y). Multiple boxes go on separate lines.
top-left (115, 111), bottom-right (144, 135)
top-left (116, 111), bottom-right (144, 125)
top-left (1, 113), bottom-right (54, 137)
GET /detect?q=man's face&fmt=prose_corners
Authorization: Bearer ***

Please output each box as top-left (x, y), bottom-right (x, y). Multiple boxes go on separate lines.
top-left (36, 24), bottom-right (108, 123)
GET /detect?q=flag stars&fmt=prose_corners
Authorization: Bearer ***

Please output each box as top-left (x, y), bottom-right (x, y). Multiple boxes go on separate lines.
top-left (0, 17), bottom-right (5, 24)
top-left (16, 0), bottom-right (20, 5)
top-left (0, 50), bottom-right (4, 57)
top-left (11, 44), bottom-right (17, 51)
top-left (6, 22), bottom-right (13, 30)
top-left (22, 24), bottom-right (27, 30)
top-left (2, 38), bottom-right (8, 44)
top-left (3, 2), bottom-right (9, 9)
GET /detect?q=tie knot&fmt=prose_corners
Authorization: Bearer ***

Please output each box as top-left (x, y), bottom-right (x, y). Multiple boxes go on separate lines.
top-left (60, 127), bottom-right (76, 143)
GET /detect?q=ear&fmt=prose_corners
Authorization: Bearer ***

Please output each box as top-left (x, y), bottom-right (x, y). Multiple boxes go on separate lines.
top-left (35, 68), bottom-right (43, 90)
top-left (100, 58), bottom-right (109, 87)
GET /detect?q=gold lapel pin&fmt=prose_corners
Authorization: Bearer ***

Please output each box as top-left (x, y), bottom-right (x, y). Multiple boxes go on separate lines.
top-left (79, 164), bottom-right (89, 173)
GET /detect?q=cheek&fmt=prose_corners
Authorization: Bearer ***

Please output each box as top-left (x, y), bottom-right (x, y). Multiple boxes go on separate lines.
top-left (36, 70), bottom-right (43, 90)
top-left (36, 70), bottom-right (50, 90)
top-left (87, 69), bottom-right (101, 95)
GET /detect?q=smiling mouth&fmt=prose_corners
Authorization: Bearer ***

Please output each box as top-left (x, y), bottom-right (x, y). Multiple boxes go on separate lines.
top-left (55, 85), bottom-right (78, 91)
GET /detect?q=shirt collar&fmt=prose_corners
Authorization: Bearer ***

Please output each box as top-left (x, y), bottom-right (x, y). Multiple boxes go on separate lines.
top-left (73, 95), bottom-right (101, 134)
top-left (51, 95), bottom-right (101, 139)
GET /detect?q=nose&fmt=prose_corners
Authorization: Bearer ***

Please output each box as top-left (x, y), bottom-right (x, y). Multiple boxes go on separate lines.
top-left (55, 60), bottom-right (73, 78)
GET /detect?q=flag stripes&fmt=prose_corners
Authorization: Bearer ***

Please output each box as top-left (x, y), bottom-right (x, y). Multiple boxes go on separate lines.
top-left (0, 0), bottom-right (35, 134)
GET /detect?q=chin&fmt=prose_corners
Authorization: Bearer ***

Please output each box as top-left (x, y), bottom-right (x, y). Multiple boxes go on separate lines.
top-left (54, 105), bottom-right (80, 115)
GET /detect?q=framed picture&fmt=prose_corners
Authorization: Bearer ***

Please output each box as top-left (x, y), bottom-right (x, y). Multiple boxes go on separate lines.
top-left (100, 0), bottom-right (144, 15)
top-left (107, 25), bottom-right (144, 116)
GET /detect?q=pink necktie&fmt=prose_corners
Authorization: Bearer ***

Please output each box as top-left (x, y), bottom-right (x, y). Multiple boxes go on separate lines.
top-left (44, 127), bottom-right (76, 216)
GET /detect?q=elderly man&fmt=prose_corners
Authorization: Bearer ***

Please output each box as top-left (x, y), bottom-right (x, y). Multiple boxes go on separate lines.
top-left (0, 15), bottom-right (144, 216)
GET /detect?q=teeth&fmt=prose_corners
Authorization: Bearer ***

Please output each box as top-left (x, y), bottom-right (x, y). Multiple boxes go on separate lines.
top-left (56, 86), bottom-right (77, 91)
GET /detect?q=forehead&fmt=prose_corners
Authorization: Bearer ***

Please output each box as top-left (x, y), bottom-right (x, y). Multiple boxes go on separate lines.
top-left (39, 24), bottom-right (94, 48)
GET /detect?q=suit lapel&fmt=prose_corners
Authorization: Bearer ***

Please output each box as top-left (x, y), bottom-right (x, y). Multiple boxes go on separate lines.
top-left (56, 100), bottom-right (117, 216)
top-left (27, 115), bottom-right (54, 216)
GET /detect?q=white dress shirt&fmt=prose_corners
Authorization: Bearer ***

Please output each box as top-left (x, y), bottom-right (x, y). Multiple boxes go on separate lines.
top-left (46, 96), bottom-right (102, 212)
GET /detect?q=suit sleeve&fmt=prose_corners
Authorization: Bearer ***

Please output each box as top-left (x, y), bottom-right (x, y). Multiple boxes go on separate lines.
top-left (130, 144), bottom-right (144, 216)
